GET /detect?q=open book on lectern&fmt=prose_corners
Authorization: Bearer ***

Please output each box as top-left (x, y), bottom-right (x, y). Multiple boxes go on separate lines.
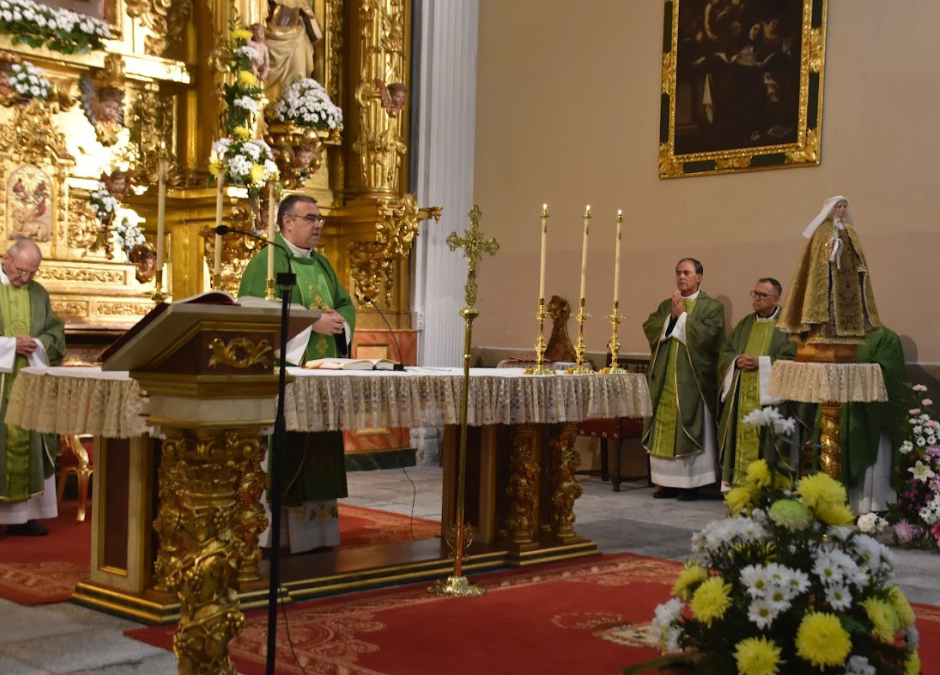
top-left (99, 291), bottom-right (321, 371)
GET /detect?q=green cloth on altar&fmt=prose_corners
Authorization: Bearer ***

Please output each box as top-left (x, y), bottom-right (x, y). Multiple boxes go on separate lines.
top-left (813, 326), bottom-right (906, 488)
top-left (642, 292), bottom-right (724, 459)
top-left (238, 232), bottom-right (356, 505)
top-left (717, 312), bottom-right (796, 485)
top-left (0, 280), bottom-right (66, 503)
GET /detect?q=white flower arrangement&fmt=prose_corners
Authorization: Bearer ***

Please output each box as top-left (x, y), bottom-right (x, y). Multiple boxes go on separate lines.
top-left (272, 78), bottom-right (343, 131)
top-left (88, 184), bottom-right (118, 223)
top-left (112, 206), bottom-right (145, 256)
top-left (0, 0), bottom-right (111, 55)
top-left (8, 60), bottom-right (51, 100)
top-left (210, 138), bottom-right (278, 191)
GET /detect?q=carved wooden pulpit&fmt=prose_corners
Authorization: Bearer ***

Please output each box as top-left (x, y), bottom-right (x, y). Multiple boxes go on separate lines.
top-left (97, 300), bottom-right (319, 675)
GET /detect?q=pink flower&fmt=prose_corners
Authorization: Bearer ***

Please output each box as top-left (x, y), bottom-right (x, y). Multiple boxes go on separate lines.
top-left (933, 521), bottom-right (940, 543)
top-left (914, 384), bottom-right (929, 392)
top-left (910, 409), bottom-right (922, 415)
top-left (895, 520), bottom-right (917, 543)
top-left (924, 399), bottom-right (934, 406)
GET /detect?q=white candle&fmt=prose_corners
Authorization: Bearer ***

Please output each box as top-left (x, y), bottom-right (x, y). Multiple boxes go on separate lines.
top-left (579, 205), bottom-right (591, 300)
top-left (213, 171), bottom-right (223, 279)
top-left (267, 183), bottom-right (276, 282)
top-left (613, 210), bottom-right (622, 305)
top-left (155, 156), bottom-right (167, 271)
top-left (538, 204), bottom-right (548, 300)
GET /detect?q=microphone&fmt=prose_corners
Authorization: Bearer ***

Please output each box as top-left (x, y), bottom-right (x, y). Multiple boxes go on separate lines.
top-left (362, 295), bottom-right (406, 371)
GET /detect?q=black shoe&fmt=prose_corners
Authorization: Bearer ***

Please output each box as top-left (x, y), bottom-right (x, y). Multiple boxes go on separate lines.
top-left (6, 520), bottom-right (48, 536)
top-left (677, 488), bottom-right (699, 502)
top-left (653, 487), bottom-right (680, 499)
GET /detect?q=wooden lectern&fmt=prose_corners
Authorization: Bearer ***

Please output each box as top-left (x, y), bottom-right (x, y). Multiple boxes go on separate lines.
top-left (87, 299), bottom-right (318, 675)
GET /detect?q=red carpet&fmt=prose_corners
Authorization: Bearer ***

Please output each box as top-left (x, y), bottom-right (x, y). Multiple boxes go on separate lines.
top-left (0, 502), bottom-right (438, 605)
top-left (125, 553), bottom-right (940, 675)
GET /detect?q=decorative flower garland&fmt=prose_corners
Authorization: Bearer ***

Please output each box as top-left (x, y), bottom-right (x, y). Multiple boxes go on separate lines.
top-left (8, 60), bottom-right (51, 100)
top-left (0, 0), bottom-right (111, 55)
top-left (272, 77), bottom-right (343, 131)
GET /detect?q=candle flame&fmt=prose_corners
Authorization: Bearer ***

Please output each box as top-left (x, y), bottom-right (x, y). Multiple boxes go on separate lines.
top-left (541, 204), bottom-right (549, 217)
top-left (583, 205), bottom-right (592, 218)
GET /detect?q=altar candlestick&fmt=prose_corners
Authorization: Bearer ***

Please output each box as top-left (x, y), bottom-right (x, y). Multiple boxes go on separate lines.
top-left (156, 155), bottom-right (167, 271)
top-left (213, 171), bottom-right (223, 278)
top-left (613, 210), bottom-right (623, 305)
top-left (267, 183), bottom-right (276, 281)
top-left (538, 204), bottom-right (548, 299)
top-left (579, 205), bottom-right (591, 299)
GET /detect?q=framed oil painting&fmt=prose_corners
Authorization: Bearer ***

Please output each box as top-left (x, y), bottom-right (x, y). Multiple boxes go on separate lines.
top-left (659, 0), bottom-right (827, 178)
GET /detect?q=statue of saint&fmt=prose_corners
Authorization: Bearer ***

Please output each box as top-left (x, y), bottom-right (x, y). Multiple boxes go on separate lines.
top-left (778, 195), bottom-right (881, 344)
top-left (264, 0), bottom-right (323, 103)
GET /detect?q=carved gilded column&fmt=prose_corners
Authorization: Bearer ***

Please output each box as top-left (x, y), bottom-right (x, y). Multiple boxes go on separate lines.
top-left (233, 433), bottom-right (269, 587)
top-left (546, 422), bottom-right (584, 544)
top-left (502, 423), bottom-right (540, 550)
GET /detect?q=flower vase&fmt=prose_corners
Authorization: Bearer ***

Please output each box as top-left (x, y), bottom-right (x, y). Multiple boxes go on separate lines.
top-left (265, 122), bottom-right (339, 189)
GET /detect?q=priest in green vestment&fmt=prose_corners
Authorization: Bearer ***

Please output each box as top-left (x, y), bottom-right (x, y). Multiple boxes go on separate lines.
top-left (0, 239), bottom-right (66, 538)
top-left (642, 258), bottom-right (724, 501)
top-left (717, 278), bottom-right (796, 489)
top-left (238, 194), bottom-right (356, 553)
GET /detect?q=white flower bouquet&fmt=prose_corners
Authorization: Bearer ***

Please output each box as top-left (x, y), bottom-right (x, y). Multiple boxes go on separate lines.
top-left (8, 60), bottom-right (51, 100)
top-left (112, 207), bottom-right (145, 256)
top-left (627, 411), bottom-right (921, 675)
top-left (88, 184), bottom-right (118, 224)
top-left (272, 78), bottom-right (343, 131)
top-left (210, 138), bottom-right (279, 192)
top-left (0, 0), bottom-right (111, 54)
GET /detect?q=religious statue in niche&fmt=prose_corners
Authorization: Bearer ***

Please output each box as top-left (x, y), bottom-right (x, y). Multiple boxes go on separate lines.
top-left (375, 78), bottom-right (407, 116)
top-left (263, 0), bottom-right (323, 102)
top-left (6, 166), bottom-right (53, 242)
top-left (79, 76), bottom-right (125, 146)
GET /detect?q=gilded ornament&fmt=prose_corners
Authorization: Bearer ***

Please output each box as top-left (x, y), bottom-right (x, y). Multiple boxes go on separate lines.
top-left (661, 51), bottom-right (675, 96)
top-left (207, 337), bottom-right (273, 370)
top-left (503, 424), bottom-right (539, 544)
top-left (808, 27), bottom-right (825, 73)
top-left (96, 302), bottom-right (151, 317)
top-left (52, 300), bottom-right (89, 316)
top-left (715, 156), bottom-right (752, 170)
top-left (38, 266), bottom-right (125, 284)
top-left (547, 423), bottom-right (583, 541)
top-left (786, 128), bottom-right (820, 165)
top-left (445, 205), bottom-right (498, 310)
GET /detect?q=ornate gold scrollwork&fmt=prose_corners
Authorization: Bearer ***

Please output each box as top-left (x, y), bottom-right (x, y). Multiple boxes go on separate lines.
top-left (502, 424), bottom-right (540, 545)
top-left (786, 128), bottom-right (820, 165)
top-left (97, 302), bottom-right (151, 317)
top-left (201, 205), bottom-right (267, 294)
top-left (808, 27), bottom-right (825, 73)
top-left (547, 423), bottom-right (583, 542)
top-left (207, 337), bottom-right (273, 370)
top-left (658, 142), bottom-right (683, 179)
top-left (715, 156), bottom-right (752, 171)
top-left (348, 193), bottom-right (441, 304)
top-left (265, 122), bottom-right (340, 189)
top-left (661, 51), bottom-right (676, 96)
top-left (131, 90), bottom-right (176, 185)
top-left (125, 0), bottom-right (191, 56)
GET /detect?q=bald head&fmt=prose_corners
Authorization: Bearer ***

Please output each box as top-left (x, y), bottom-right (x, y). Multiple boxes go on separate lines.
top-left (8, 238), bottom-right (41, 263)
top-left (3, 238), bottom-right (42, 287)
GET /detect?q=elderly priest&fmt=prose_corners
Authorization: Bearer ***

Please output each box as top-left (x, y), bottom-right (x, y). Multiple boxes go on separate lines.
top-left (239, 194), bottom-right (356, 553)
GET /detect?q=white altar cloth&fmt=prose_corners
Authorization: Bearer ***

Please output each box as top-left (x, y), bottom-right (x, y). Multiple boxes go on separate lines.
top-left (5, 366), bottom-right (652, 438)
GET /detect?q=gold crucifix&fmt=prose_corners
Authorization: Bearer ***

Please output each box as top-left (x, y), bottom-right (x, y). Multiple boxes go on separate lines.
top-left (446, 205), bottom-right (500, 311)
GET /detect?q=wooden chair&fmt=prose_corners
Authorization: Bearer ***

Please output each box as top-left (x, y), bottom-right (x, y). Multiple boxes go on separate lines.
top-left (57, 434), bottom-right (93, 521)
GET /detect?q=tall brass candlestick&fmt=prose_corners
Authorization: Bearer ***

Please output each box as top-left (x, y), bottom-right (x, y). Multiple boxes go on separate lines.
top-left (564, 297), bottom-right (594, 375)
top-left (213, 171), bottom-right (224, 288)
top-left (525, 204), bottom-right (553, 376)
top-left (601, 210), bottom-right (626, 374)
top-left (152, 147), bottom-right (168, 304)
top-left (265, 182), bottom-right (276, 301)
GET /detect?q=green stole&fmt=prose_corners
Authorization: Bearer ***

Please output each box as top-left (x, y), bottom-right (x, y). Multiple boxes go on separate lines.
top-left (730, 320), bottom-right (774, 482)
top-left (292, 257), bottom-right (338, 362)
top-left (650, 298), bottom-right (697, 459)
top-left (0, 282), bottom-right (35, 501)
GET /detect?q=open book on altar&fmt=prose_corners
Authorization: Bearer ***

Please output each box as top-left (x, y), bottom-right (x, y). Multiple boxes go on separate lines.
top-left (100, 291), bottom-right (321, 371)
top-left (303, 357), bottom-right (401, 371)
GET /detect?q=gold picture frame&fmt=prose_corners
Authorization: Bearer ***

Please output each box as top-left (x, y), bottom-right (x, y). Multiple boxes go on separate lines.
top-left (659, 0), bottom-right (827, 178)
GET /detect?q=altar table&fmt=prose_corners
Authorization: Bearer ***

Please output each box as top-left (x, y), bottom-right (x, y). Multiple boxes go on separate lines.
top-left (6, 365), bottom-right (651, 622)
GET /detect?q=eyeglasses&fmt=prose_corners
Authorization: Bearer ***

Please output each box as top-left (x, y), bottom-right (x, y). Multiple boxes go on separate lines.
top-left (288, 212), bottom-right (323, 224)
top-left (6, 261), bottom-right (38, 279)
top-left (750, 291), bottom-right (777, 300)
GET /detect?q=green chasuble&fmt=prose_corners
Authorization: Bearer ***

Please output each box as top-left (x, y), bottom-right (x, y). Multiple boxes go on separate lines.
top-left (642, 292), bottom-right (724, 459)
top-left (238, 232), bottom-right (356, 506)
top-left (717, 312), bottom-right (796, 486)
top-left (812, 327), bottom-right (906, 488)
top-left (0, 280), bottom-right (66, 503)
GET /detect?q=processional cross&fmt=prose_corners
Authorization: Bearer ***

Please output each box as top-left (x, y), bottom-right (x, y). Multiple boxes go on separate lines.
top-left (430, 205), bottom-right (499, 598)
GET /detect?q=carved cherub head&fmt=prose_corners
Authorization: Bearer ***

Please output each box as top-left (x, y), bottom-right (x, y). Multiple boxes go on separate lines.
top-left (80, 76), bottom-right (125, 129)
top-left (291, 142), bottom-right (316, 170)
top-left (375, 78), bottom-right (408, 116)
top-left (128, 242), bottom-right (157, 283)
top-left (100, 169), bottom-right (132, 201)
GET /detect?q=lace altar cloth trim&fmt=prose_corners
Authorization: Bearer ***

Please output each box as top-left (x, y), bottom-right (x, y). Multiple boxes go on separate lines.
top-left (767, 361), bottom-right (887, 404)
top-left (5, 366), bottom-right (652, 438)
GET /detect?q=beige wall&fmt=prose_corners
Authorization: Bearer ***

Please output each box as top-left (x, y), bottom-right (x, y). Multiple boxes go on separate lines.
top-left (472, 0), bottom-right (940, 364)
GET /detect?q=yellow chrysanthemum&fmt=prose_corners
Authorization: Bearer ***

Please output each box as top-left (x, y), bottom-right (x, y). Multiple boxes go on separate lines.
top-left (815, 500), bottom-right (856, 526)
top-left (232, 28), bottom-right (252, 40)
top-left (734, 635), bottom-right (783, 675)
top-left (862, 597), bottom-right (899, 642)
top-left (725, 485), bottom-right (756, 515)
top-left (238, 70), bottom-right (259, 87)
top-left (796, 473), bottom-right (847, 511)
top-left (795, 612), bottom-right (851, 668)
top-left (772, 469), bottom-right (792, 490)
top-left (744, 460), bottom-right (771, 488)
top-left (672, 564), bottom-right (709, 600)
top-left (689, 576), bottom-right (732, 627)
top-left (767, 498), bottom-right (811, 531)
top-left (905, 652), bottom-right (921, 675)
top-left (233, 126), bottom-right (250, 140)
top-left (209, 159), bottom-right (219, 176)
top-left (249, 163), bottom-right (266, 185)
top-left (887, 586), bottom-right (917, 630)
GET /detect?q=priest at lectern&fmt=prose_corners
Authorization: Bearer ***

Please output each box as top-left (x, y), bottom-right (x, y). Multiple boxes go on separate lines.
top-left (239, 194), bottom-right (356, 553)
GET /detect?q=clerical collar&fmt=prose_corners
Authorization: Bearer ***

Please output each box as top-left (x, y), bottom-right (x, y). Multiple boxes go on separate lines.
top-left (681, 289), bottom-right (701, 300)
top-left (756, 306), bottom-right (780, 321)
top-left (0, 264), bottom-right (12, 286)
top-left (283, 237), bottom-right (312, 259)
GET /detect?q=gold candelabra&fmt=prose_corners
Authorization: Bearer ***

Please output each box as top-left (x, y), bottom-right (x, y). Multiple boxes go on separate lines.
top-left (151, 267), bottom-right (168, 305)
top-left (599, 301), bottom-right (627, 374)
top-left (523, 298), bottom-right (553, 375)
top-left (265, 277), bottom-right (275, 301)
top-left (564, 298), bottom-right (594, 375)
